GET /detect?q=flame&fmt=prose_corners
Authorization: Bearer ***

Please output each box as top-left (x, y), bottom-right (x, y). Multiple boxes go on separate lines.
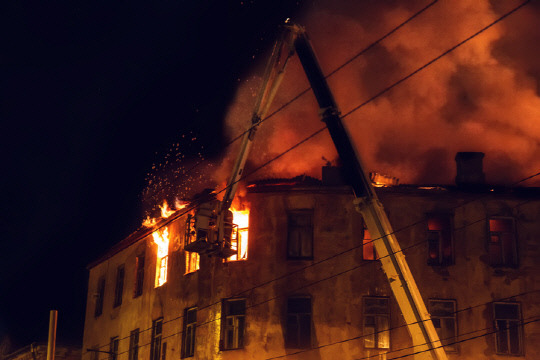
top-left (142, 216), bottom-right (156, 227)
top-left (230, 205), bottom-right (249, 261)
top-left (152, 227), bottom-right (170, 287)
top-left (159, 200), bottom-right (175, 218)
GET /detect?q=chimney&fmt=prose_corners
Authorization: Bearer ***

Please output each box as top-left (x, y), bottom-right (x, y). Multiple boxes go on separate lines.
top-left (455, 152), bottom-right (485, 186)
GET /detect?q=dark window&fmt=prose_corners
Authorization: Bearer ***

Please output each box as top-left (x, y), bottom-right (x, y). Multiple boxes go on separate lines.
top-left (181, 308), bottom-right (197, 358)
top-left (427, 215), bottom-right (453, 266)
top-left (494, 302), bottom-right (523, 355)
top-left (129, 329), bottom-right (139, 360)
top-left (134, 253), bottom-right (145, 297)
top-left (489, 218), bottom-right (517, 267)
top-left (150, 318), bottom-right (163, 360)
top-left (95, 276), bottom-right (105, 317)
top-left (90, 346), bottom-right (99, 360)
top-left (363, 297), bottom-right (390, 349)
top-left (287, 211), bottom-right (313, 259)
top-left (429, 299), bottom-right (457, 352)
top-left (362, 224), bottom-right (378, 261)
top-left (286, 297), bottom-right (312, 349)
top-left (113, 265), bottom-right (125, 307)
top-left (221, 299), bottom-right (246, 350)
top-left (109, 337), bottom-right (119, 360)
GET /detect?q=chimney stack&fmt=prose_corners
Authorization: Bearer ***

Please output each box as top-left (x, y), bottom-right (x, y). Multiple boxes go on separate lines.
top-left (455, 152), bottom-right (485, 187)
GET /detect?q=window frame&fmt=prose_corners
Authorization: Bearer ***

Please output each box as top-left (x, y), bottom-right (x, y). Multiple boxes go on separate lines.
top-left (133, 253), bottom-right (145, 298)
top-left (181, 307), bottom-right (197, 358)
top-left (285, 296), bottom-right (312, 349)
top-left (150, 318), bottom-right (163, 360)
top-left (362, 223), bottom-right (378, 261)
top-left (94, 276), bottom-right (105, 317)
top-left (363, 296), bottom-right (390, 350)
top-left (128, 328), bottom-right (139, 360)
top-left (113, 264), bottom-right (125, 308)
top-left (220, 298), bottom-right (246, 350)
top-left (493, 302), bottom-right (523, 355)
top-left (428, 299), bottom-right (458, 352)
top-left (426, 214), bottom-right (454, 266)
top-left (287, 210), bottom-right (314, 260)
top-left (109, 337), bottom-right (119, 360)
top-left (488, 217), bottom-right (518, 268)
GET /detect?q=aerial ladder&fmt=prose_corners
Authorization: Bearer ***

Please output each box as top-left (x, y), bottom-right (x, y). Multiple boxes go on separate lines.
top-left (186, 21), bottom-right (448, 360)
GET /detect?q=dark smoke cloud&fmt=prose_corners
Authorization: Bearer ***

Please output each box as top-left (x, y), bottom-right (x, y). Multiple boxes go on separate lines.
top-left (221, 0), bottom-right (540, 186)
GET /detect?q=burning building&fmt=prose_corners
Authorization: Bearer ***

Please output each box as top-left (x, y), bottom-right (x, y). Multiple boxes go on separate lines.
top-left (82, 154), bottom-right (540, 360)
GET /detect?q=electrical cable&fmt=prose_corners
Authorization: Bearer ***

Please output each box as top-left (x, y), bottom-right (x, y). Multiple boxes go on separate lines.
top-left (83, 0), bottom-right (532, 356)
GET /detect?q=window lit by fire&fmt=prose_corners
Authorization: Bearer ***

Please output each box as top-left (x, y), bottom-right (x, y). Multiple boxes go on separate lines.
top-left (489, 217), bottom-right (517, 267)
top-left (363, 297), bottom-right (390, 349)
top-left (152, 227), bottom-right (170, 287)
top-left (427, 214), bottom-right (453, 266)
top-left (362, 224), bottom-right (378, 261)
top-left (228, 207), bottom-right (249, 261)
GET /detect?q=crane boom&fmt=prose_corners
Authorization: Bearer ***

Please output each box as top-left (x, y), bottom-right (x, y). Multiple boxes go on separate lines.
top-left (290, 24), bottom-right (447, 360)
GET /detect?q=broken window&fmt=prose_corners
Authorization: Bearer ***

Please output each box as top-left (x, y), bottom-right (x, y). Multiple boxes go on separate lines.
top-left (362, 224), bottom-right (378, 261)
top-left (429, 299), bottom-right (457, 352)
top-left (181, 307), bottom-right (197, 358)
top-left (228, 208), bottom-right (249, 261)
top-left (185, 251), bottom-right (200, 274)
top-left (113, 265), bottom-right (125, 307)
top-left (153, 227), bottom-right (170, 287)
top-left (150, 318), bottom-right (163, 360)
top-left (427, 214), bottom-right (453, 266)
top-left (129, 328), bottom-right (139, 360)
top-left (286, 296), bottom-right (312, 349)
top-left (494, 302), bottom-right (523, 355)
top-left (489, 218), bottom-right (517, 267)
top-left (287, 210), bottom-right (313, 259)
top-left (221, 299), bottom-right (246, 350)
top-left (363, 297), bottom-right (390, 349)
top-left (94, 276), bottom-right (105, 317)
top-left (134, 253), bottom-right (145, 297)
top-left (109, 337), bottom-right (119, 360)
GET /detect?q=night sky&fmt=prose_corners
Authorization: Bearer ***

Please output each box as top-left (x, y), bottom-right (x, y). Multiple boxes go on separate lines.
top-left (2, 0), bottom-right (305, 348)
top-left (3, 0), bottom-right (540, 351)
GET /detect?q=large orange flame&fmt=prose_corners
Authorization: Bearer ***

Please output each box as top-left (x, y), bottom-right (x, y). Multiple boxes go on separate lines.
top-left (152, 227), bottom-right (170, 287)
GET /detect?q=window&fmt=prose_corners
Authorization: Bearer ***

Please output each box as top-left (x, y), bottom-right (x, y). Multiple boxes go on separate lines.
top-left (109, 337), bottom-right (119, 360)
top-left (113, 265), bottom-right (125, 307)
top-left (221, 299), bottom-right (246, 350)
top-left (287, 210), bottom-right (313, 259)
top-left (153, 227), bottom-right (170, 287)
top-left (362, 224), bottom-right (378, 261)
top-left (134, 253), bottom-right (145, 297)
top-left (90, 346), bottom-right (99, 360)
top-left (94, 276), bottom-right (105, 317)
top-left (489, 218), bottom-right (517, 267)
top-left (427, 215), bottom-right (453, 266)
top-left (429, 299), bottom-right (457, 352)
top-left (150, 318), bottom-right (163, 360)
top-left (129, 329), bottom-right (139, 360)
top-left (363, 297), bottom-right (390, 349)
top-left (185, 252), bottom-right (200, 274)
top-left (228, 209), bottom-right (249, 261)
top-left (181, 308), bottom-right (197, 358)
top-left (286, 296), bottom-right (312, 349)
top-left (493, 302), bottom-right (523, 355)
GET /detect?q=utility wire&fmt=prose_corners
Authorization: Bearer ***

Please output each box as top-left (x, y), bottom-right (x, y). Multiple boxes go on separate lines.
top-left (85, 0), bottom-right (532, 355)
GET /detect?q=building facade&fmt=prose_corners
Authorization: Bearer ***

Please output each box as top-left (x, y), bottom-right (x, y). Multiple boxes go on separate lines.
top-left (82, 169), bottom-right (540, 360)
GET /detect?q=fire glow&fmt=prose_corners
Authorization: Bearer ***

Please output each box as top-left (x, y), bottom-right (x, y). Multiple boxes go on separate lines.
top-left (152, 227), bottom-right (170, 287)
top-left (230, 206), bottom-right (249, 261)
